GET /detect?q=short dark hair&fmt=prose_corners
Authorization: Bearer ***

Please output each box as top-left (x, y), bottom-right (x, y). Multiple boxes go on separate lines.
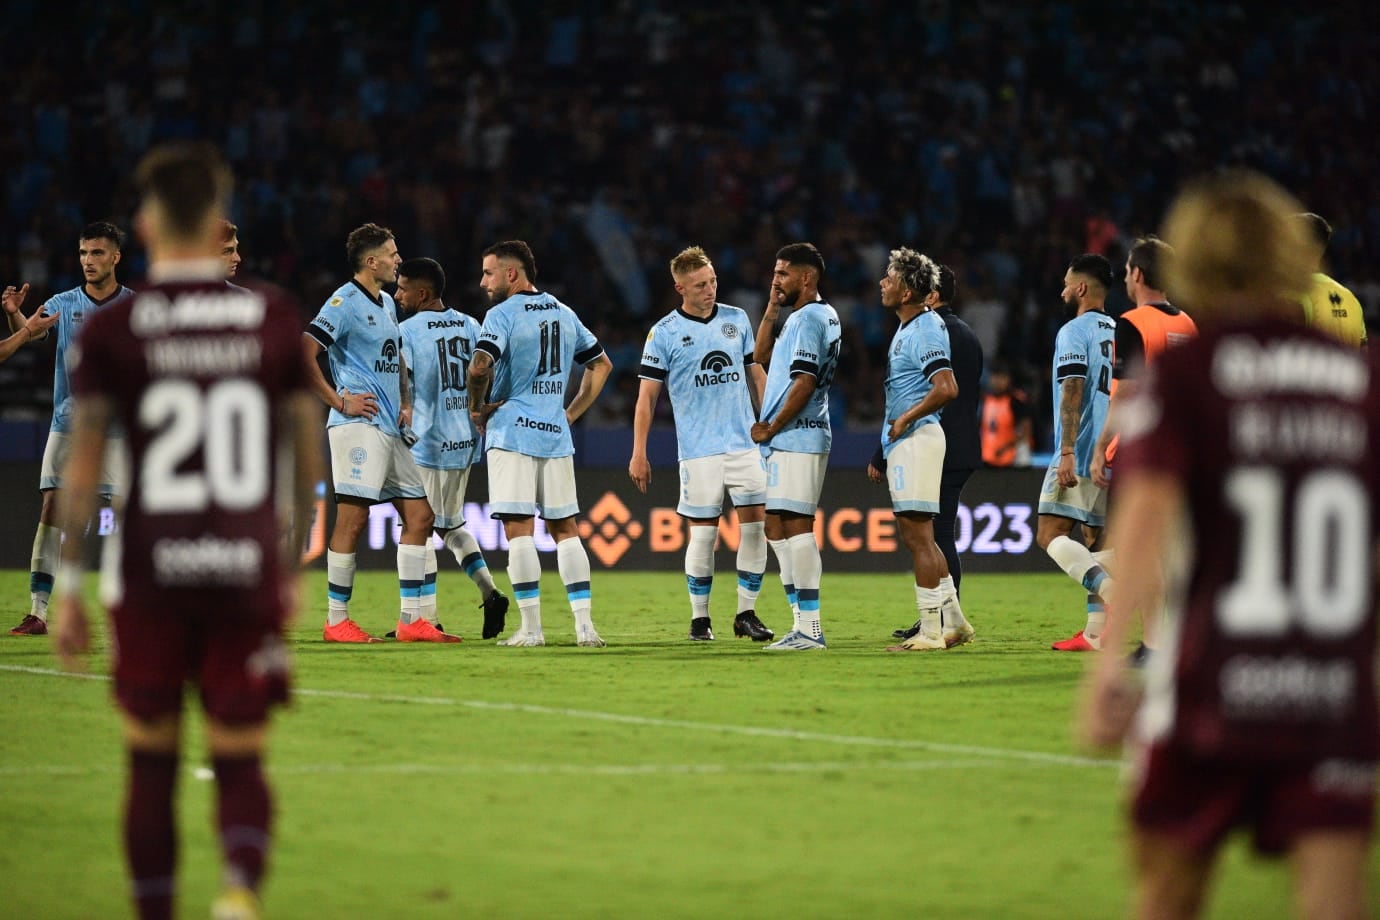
top-left (80, 221), bottom-right (126, 250)
top-left (346, 223), bottom-right (395, 272)
top-left (1295, 212), bottom-right (1332, 250)
top-left (220, 219), bottom-right (239, 242)
top-left (1127, 236), bottom-right (1172, 291)
top-left (1068, 253), bottom-right (1114, 291)
top-left (937, 265), bottom-right (956, 305)
top-left (133, 142), bottom-right (232, 240)
top-left (482, 240), bottom-right (538, 281)
top-left (776, 242), bottom-right (825, 278)
top-left (399, 257), bottom-right (447, 300)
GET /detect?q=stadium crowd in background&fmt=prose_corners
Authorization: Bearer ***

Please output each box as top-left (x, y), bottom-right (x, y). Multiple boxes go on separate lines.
top-left (2, 0), bottom-right (1375, 454)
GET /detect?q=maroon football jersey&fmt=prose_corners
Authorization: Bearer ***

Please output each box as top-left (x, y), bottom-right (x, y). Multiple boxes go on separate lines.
top-left (1118, 316), bottom-right (1380, 762)
top-left (70, 275), bottom-right (308, 617)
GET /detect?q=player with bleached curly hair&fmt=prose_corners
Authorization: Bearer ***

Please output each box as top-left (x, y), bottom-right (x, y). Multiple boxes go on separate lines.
top-left (870, 247), bottom-right (975, 651)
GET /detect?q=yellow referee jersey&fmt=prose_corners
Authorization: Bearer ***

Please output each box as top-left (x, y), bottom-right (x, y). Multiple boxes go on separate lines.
top-left (1300, 271), bottom-right (1367, 349)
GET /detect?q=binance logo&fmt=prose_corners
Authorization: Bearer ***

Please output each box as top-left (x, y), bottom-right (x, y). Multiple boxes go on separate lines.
top-left (579, 492), bottom-right (644, 567)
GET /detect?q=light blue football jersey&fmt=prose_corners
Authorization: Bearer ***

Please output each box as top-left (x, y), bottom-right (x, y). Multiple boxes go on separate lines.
top-left (305, 281), bottom-right (405, 437)
top-left (476, 290), bottom-right (604, 459)
top-left (760, 299), bottom-right (842, 454)
top-left (46, 285), bottom-right (134, 432)
top-left (1050, 309), bottom-right (1116, 475)
top-left (882, 309), bottom-right (951, 458)
top-left (639, 304), bottom-right (757, 461)
top-left (401, 306), bottom-right (482, 470)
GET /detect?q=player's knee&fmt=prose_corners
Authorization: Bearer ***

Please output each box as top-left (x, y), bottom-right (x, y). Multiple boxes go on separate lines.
top-left (38, 490), bottom-right (59, 524)
top-left (547, 516), bottom-right (580, 542)
top-left (1035, 516), bottom-right (1068, 550)
top-left (206, 720), bottom-right (267, 758)
top-left (121, 713), bottom-right (180, 752)
top-left (779, 511), bottom-right (815, 539)
top-left (331, 501), bottom-right (371, 542)
top-left (405, 502), bottom-right (435, 534)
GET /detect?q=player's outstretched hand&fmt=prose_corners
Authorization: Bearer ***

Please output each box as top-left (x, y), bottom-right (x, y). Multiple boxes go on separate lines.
top-left (341, 388), bottom-right (379, 419)
top-left (25, 309), bottom-right (59, 339)
top-left (629, 456), bottom-right (652, 493)
top-left (53, 595), bottom-right (91, 673)
top-left (2, 283), bottom-right (30, 315)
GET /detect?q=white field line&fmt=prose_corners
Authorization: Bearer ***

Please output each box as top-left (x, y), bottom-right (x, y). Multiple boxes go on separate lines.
top-left (1, 663), bottom-right (1117, 770)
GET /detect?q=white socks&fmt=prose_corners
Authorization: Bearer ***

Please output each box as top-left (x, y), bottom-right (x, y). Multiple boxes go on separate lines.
top-left (938, 574), bottom-right (968, 629)
top-left (736, 521), bottom-right (766, 614)
top-left (445, 527), bottom-right (496, 598)
top-left (326, 550), bottom-right (356, 626)
top-left (915, 584), bottom-right (945, 637)
top-left (29, 523), bottom-right (60, 620)
top-left (421, 544), bottom-right (439, 625)
top-left (685, 526), bottom-right (716, 620)
top-left (787, 532), bottom-right (822, 639)
top-left (507, 535), bottom-right (543, 635)
top-left (397, 544), bottom-right (426, 625)
top-left (1086, 595), bottom-right (1106, 642)
top-left (769, 538), bottom-right (799, 631)
top-left (556, 538), bottom-right (594, 630)
top-left (1047, 535), bottom-right (1114, 600)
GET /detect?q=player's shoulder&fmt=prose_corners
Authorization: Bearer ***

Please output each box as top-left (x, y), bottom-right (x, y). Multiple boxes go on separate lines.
top-left (1078, 310), bottom-right (1115, 335)
top-left (715, 302), bottom-right (751, 324)
top-left (47, 287), bottom-right (85, 310)
top-left (506, 289), bottom-right (563, 311)
top-left (939, 306), bottom-right (973, 332)
top-left (443, 306), bottom-right (480, 331)
top-left (322, 281), bottom-right (360, 311)
top-left (649, 310), bottom-right (684, 340)
top-left (1319, 273), bottom-right (1363, 305)
top-left (800, 299), bottom-right (841, 330)
top-left (815, 299), bottom-right (842, 323)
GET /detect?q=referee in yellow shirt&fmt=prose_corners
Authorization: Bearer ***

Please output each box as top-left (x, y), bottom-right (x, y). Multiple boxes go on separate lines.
top-left (1296, 212), bottom-right (1367, 349)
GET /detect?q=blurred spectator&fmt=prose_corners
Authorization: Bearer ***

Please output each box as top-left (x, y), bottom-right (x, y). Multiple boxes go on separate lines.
top-left (1, 0), bottom-right (1374, 457)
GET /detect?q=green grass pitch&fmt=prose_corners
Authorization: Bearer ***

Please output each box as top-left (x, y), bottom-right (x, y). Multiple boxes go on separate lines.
top-left (2, 569), bottom-right (1371, 918)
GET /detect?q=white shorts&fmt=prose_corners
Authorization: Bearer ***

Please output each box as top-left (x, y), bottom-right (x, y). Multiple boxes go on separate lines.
top-left (1037, 462), bottom-right (1109, 527)
top-left (764, 449), bottom-right (828, 516)
top-left (418, 465), bottom-right (473, 530)
top-left (678, 448), bottom-right (767, 519)
top-left (886, 424), bottom-right (945, 515)
top-left (487, 448), bottom-right (579, 520)
top-left (328, 423), bottom-right (425, 503)
top-left (41, 430), bottom-right (128, 497)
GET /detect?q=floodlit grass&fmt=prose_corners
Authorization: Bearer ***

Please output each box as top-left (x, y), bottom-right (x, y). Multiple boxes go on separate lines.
top-left (2, 569), bottom-right (1366, 918)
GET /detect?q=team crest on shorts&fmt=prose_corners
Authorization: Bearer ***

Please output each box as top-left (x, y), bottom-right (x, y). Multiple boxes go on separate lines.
top-left (350, 447), bottom-right (368, 465)
top-left (721, 323), bottom-right (737, 339)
